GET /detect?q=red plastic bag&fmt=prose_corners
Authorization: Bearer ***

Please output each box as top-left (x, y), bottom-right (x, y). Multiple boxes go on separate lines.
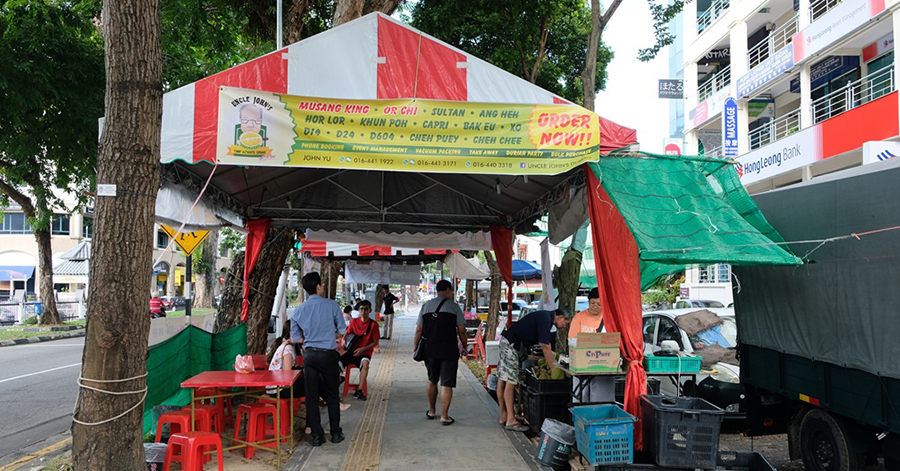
top-left (234, 354), bottom-right (254, 374)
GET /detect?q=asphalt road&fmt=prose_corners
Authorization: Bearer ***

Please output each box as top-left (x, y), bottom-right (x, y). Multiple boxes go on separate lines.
top-left (0, 337), bottom-right (83, 467)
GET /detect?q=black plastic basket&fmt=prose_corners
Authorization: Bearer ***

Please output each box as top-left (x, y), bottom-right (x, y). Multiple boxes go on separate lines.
top-left (641, 395), bottom-right (724, 469)
top-left (615, 377), bottom-right (661, 402)
top-left (524, 386), bottom-right (572, 434)
top-left (524, 370), bottom-right (573, 395)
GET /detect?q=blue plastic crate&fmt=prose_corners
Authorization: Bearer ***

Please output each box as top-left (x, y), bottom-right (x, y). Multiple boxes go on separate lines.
top-left (570, 405), bottom-right (636, 466)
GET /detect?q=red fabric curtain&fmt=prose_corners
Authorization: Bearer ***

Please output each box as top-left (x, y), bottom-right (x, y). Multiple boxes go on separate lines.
top-left (584, 165), bottom-right (647, 448)
top-left (241, 218), bottom-right (271, 322)
top-left (489, 226), bottom-right (515, 328)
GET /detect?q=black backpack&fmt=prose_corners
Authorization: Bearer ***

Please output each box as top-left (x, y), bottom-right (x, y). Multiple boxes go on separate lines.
top-left (421, 299), bottom-right (460, 359)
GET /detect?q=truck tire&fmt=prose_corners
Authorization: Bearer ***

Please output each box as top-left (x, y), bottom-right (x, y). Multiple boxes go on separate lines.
top-left (800, 409), bottom-right (860, 471)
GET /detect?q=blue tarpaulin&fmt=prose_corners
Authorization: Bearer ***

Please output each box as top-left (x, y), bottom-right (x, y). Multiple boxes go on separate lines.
top-left (511, 260), bottom-right (541, 280)
top-left (0, 266), bottom-right (34, 281)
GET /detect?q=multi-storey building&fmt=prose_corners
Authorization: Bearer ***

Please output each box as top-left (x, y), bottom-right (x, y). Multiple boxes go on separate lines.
top-left (674, 0), bottom-right (899, 304)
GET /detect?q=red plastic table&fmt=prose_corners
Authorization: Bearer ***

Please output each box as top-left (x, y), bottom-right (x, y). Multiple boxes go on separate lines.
top-left (181, 370), bottom-right (301, 467)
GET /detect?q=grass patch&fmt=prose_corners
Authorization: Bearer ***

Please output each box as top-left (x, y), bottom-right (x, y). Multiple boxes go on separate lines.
top-left (0, 327), bottom-right (83, 341)
top-left (65, 319), bottom-right (86, 326)
top-left (166, 308), bottom-right (216, 317)
top-left (39, 451), bottom-right (72, 471)
top-left (463, 358), bottom-right (488, 385)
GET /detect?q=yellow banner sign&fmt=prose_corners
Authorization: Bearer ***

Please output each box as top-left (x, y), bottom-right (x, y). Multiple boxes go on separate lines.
top-left (160, 225), bottom-right (210, 256)
top-left (216, 87), bottom-right (601, 174)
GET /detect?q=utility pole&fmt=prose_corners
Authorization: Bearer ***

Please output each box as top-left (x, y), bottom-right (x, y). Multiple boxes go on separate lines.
top-left (185, 254), bottom-right (192, 316)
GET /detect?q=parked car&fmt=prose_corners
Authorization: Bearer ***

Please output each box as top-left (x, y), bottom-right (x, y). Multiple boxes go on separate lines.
top-left (642, 308), bottom-right (743, 417)
top-left (499, 299), bottom-right (527, 321)
top-left (674, 299), bottom-right (725, 309)
top-left (575, 296), bottom-right (589, 313)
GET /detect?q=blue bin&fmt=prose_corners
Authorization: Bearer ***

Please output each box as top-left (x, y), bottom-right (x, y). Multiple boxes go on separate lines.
top-left (570, 405), bottom-right (636, 466)
top-left (34, 302), bottom-right (43, 314)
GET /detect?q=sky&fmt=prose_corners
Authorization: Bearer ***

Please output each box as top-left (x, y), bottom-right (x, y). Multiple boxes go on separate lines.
top-left (595, 0), bottom-right (672, 154)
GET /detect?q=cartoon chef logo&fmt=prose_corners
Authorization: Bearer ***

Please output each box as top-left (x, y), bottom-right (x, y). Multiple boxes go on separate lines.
top-left (228, 103), bottom-right (274, 159)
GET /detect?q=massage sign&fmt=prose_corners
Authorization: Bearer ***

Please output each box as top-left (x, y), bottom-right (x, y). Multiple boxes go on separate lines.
top-left (215, 87), bottom-right (602, 175)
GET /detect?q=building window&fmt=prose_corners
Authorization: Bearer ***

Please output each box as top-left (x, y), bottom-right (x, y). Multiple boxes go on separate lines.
top-left (157, 230), bottom-right (169, 249)
top-left (51, 214), bottom-right (70, 235)
top-left (82, 218), bottom-right (93, 239)
top-left (0, 213), bottom-right (30, 234)
top-left (698, 264), bottom-right (730, 284)
top-left (717, 263), bottom-right (731, 283)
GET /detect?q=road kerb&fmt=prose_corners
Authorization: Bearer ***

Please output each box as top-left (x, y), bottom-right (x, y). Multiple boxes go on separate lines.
top-left (0, 437), bottom-right (71, 471)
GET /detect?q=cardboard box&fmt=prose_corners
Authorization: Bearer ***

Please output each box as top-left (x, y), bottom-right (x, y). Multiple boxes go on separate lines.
top-left (570, 332), bottom-right (621, 372)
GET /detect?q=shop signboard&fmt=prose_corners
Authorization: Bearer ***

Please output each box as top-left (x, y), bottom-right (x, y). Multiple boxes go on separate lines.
top-left (790, 56), bottom-right (860, 93)
top-left (748, 100), bottom-right (776, 119)
top-left (792, 0), bottom-right (886, 64)
top-left (737, 44), bottom-right (794, 98)
top-left (216, 87), bottom-right (602, 175)
top-left (663, 138), bottom-right (683, 155)
top-left (658, 79), bottom-right (684, 99)
top-left (863, 33), bottom-right (894, 62)
top-left (722, 98), bottom-right (738, 159)
top-left (689, 89), bottom-right (731, 130)
top-left (862, 140), bottom-right (900, 165)
top-left (734, 125), bottom-right (822, 186)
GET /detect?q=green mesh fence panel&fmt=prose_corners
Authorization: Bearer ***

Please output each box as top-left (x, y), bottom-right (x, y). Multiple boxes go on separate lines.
top-left (142, 323), bottom-right (248, 435)
top-left (587, 154), bottom-right (801, 290)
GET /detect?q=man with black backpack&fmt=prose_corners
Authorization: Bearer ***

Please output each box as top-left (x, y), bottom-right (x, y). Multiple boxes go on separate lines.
top-left (414, 279), bottom-right (466, 426)
top-left (339, 300), bottom-right (380, 401)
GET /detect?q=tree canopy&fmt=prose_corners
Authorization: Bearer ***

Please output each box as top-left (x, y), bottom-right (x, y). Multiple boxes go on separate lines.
top-left (408, 0), bottom-right (614, 106)
top-left (0, 0), bottom-right (104, 220)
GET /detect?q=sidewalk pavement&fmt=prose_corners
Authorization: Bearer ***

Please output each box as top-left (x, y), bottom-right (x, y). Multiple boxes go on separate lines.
top-left (284, 312), bottom-right (547, 471)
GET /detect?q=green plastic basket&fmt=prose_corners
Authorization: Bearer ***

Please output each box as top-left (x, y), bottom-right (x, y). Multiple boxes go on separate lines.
top-left (643, 354), bottom-right (701, 373)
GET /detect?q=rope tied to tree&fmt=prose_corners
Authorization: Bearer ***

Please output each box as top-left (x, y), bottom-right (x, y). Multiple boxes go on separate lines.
top-left (72, 372), bottom-right (148, 426)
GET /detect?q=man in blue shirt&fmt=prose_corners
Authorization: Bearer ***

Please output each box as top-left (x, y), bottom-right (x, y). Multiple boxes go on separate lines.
top-left (291, 272), bottom-right (346, 446)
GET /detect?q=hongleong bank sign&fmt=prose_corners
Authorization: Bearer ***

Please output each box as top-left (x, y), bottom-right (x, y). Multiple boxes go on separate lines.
top-left (734, 125), bottom-right (822, 185)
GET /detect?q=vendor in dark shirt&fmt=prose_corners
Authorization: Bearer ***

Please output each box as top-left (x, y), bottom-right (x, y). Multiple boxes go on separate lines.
top-left (497, 307), bottom-right (572, 431)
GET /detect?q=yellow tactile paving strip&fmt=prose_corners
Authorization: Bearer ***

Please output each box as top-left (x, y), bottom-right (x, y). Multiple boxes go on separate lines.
top-left (339, 329), bottom-right (398, 471)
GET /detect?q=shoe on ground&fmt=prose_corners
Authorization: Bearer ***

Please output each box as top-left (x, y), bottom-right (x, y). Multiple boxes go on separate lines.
top-left (331, 431), bottom-right (345, 443)
top-left (354, 389), bottom-right (367, 401)
top-left (310, 435), bottom-right (326, 447)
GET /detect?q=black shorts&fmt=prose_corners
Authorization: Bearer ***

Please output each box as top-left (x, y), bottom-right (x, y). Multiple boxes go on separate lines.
top-left (339, 352), bottom-right (371, 369)
top-left (425, 356), bottom-right (459, 388)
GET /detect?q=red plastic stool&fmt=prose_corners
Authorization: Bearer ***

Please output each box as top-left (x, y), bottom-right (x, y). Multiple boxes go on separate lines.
top-left (233, 403), bottom-right (277, 459)
top-left (196, 387), bottom-right (232, 427)
top-left (258, 397), bottom-right (300, 444)
top-left (182, 404), bottom-right (223, 434)
top-left (155, 410), bottom-right (199, 443)
top-left (342, 364), bottom-right (368, 397)
top-left (164, 431), bottom-right (223, 471)
top-left (485, 365), bottom-right (497, 388)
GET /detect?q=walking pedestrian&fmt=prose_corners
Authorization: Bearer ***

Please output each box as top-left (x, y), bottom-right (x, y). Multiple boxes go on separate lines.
top-left (291, 272), bottom-right (346, 446)
top-left (414, 280), bottom-right (466, 425)
top-left (381, 286), bottom-right (398, 340)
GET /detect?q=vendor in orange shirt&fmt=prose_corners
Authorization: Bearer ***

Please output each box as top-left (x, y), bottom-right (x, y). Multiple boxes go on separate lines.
top-left (569, 287), bottom-right (604, 338)
top-left (568, 288), bottom-right (615, 404)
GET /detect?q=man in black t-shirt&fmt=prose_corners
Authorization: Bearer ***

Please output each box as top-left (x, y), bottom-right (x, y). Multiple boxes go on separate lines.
top-left (497, 307), bottom-right (572, 432)
top-left (381, 286), bottom-right (399, 340)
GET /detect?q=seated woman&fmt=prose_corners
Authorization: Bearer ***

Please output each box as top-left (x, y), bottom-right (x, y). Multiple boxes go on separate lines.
top-left (267, 320), bottom-right (305, 399)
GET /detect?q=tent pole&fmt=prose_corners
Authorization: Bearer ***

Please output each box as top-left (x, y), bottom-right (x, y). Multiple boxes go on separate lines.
top-left (276, 0), bottom-right (283, 49)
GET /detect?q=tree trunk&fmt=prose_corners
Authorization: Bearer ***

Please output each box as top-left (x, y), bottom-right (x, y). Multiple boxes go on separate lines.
top-left (215, 228), bottom-right (294, 354)
top-left (214, 252), bottom-right (244, 332)
top-left (581, 0), bottom-right (601, 111)
top-left (554, 248), bottom-right (582, 354)
top-left (484, 251), bottom-right (501, 342)
top-left (71, 0), bottom-right (162, 466)
top-left (374, 283), bottom-right (387, 313)
top-left (35, 228), bottom-right (61, 324)
top-left (333, 0), bottom-right (364, 27)
top-left (463, 279), bottom-right (474, 311)
top-left (192, 231), bottom-right (218, 309)
top-left (323, 260), bottom-right (340, 300)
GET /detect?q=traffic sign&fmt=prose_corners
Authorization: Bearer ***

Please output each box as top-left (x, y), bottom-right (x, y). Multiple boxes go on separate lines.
top-left (160, 225), bottom-right (211, 256)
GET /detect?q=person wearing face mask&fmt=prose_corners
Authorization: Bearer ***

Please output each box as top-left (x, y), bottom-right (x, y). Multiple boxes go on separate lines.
top-left (568, 288), bottom-right (615, 404)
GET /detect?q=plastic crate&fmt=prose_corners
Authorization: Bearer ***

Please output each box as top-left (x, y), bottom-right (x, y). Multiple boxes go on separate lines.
top-left (525, 370), bottom-right (573, 395)
top-left (570, 405), bottom-right (636, 466)
top-left (523, 386), bottom-right (572, 434)
top-left (614, 377), bottom-right (661, 403)
top-left (643, 354), bottom-right (702, 373)
top-left (641, 395), bottom-right (724, 469)
top-left (598, 451), bottom-right (776, 471)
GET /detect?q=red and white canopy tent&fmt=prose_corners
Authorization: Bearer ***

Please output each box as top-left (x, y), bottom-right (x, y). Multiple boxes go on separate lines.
top-left (159, 12), bottom-right (650, 436)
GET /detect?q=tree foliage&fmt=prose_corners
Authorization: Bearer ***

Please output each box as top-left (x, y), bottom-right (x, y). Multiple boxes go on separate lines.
top-left (637, 0), bottom-right (685, 62)
top-left (409, 0), bottom-right (613, 106)
top-left (0, 0), bottom-right (104, 223)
